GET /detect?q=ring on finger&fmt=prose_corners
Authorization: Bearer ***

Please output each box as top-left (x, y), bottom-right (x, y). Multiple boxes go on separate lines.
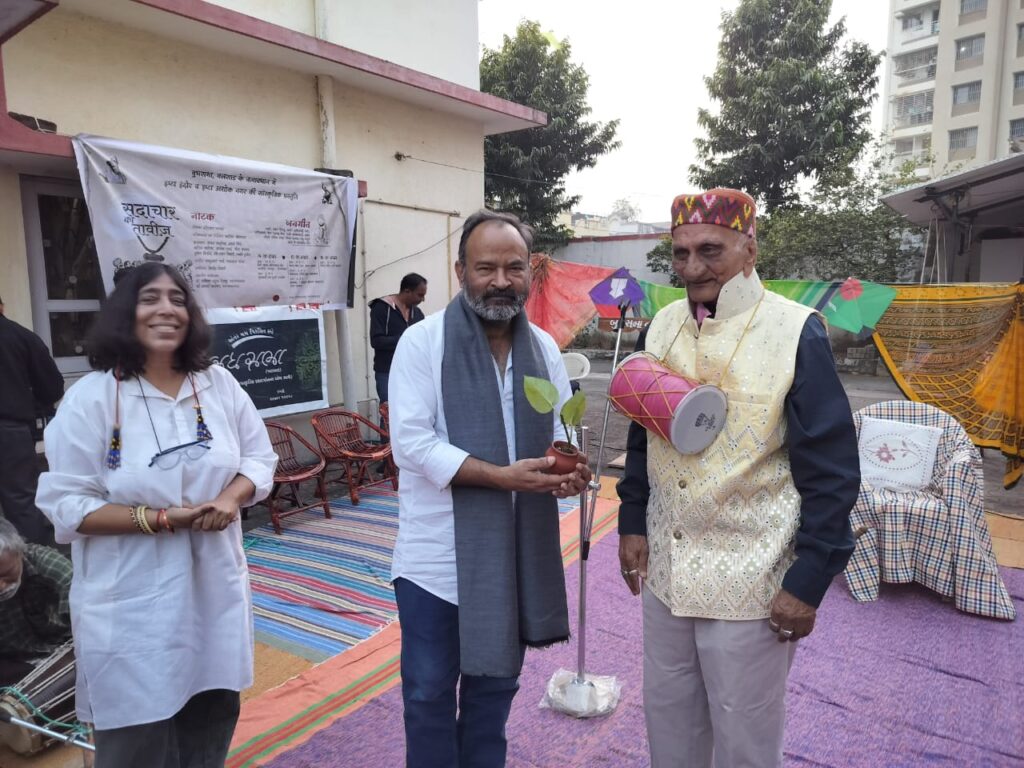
top-left (779, 628), bottom-right (794, 639)
top-left (768, 619), bottom-right (780, 632)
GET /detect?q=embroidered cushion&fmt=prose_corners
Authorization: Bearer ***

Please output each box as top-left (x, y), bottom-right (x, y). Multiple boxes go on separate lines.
top-left (858, 416), bottom-right (942, 492)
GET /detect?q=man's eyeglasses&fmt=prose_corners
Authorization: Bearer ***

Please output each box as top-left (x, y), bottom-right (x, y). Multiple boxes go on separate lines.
top-left (149, 440), bottom-right (211, 469)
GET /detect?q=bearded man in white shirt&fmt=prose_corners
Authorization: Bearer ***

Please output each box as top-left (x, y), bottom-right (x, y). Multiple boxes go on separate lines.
top-left (388, 209), bottom-right (592, 768)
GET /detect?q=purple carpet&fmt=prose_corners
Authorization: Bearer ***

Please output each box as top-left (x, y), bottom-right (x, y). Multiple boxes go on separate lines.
top-left (268, 533), bottom-right (1024, 768)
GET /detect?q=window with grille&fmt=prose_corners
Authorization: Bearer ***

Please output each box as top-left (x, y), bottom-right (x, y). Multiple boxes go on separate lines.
top-left (952, 81), bottom-right (982, 104)
top-left (893, 91), bottom-right (934, 126)
top-left (1011, 119), bottom-right (1024, 140)
top-left (960, 0), bottom-right (987, 13)
top-left (949, 127), bottom-right (978, 150)
top-left (1015, 72), bottom-right (1024, 91)
top-left (955, 35), bottom-right (985, 60)
top-left (893, 139), bottom-right (915, 155)
top-left (902, 14), bottom-right (924, 31)
top-left (894, 48), bottom-right (938, 81)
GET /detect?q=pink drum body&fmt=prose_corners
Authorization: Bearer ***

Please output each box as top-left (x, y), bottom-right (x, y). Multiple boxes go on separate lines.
top-left (608, 352), bottom-right (727, 454)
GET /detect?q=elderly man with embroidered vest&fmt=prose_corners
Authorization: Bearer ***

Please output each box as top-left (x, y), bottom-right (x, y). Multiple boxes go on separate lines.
top-left (388, 209), bottom-right (591, 768)
top-left (617, 188), bottom-right (860, 768)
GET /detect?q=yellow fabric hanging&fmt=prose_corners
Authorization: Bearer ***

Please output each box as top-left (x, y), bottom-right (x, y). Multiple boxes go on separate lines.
top-left (873, 283), bottom-right (1023, 489)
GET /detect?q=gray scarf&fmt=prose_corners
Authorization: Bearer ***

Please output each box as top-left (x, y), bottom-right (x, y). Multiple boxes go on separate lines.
top-left (441, 292), bottom-right (569, 677)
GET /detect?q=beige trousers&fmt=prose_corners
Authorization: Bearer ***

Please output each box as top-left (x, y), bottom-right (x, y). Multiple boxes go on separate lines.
top-left (642, 588), bottom-right (796, 768)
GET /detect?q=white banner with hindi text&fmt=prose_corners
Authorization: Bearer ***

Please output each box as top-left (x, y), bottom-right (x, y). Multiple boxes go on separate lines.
top-left (73, 134), bottom-right (357, 309)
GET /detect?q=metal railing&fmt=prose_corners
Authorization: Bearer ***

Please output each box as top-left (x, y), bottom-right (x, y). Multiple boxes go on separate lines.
top-left (901, 20), bottom-right (940, 44)
top-left (895, 63), bottom-right (937, 84)
top-left (893, 149), bottom-right (932, 166)
top-left (893, 111), bottom-right (934, 128)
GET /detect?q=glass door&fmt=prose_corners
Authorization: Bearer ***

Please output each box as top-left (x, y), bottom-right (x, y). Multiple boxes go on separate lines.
top-left (21, 177), bottom-right (104, 375)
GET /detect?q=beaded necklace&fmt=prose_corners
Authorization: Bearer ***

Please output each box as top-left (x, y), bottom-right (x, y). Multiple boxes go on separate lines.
top-left (106, 371), bottom-right (214, 469)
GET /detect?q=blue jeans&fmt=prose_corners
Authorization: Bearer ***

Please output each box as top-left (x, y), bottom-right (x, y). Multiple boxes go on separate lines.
top-left (394, 578), bottom-right (522, 768)
top-left (375, 371), bottom-right (389, 404)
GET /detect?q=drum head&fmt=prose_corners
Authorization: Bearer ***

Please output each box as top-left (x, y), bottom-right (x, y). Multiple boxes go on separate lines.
top-left (670, 385), bottom-right (728, 454)
top-left (0, 699), bottom-right (39, 754)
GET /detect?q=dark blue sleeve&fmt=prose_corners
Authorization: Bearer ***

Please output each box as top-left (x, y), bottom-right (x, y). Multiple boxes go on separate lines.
top-left (369, 301), bottom-right (398, 352)
top-left (781, 315), bottom-right (860, 607)
top-left (616, 329), bottom-right (650, 536)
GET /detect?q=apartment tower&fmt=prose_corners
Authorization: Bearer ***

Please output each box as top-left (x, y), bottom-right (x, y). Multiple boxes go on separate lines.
top-left (883, 0), bottom-right (1024, 176)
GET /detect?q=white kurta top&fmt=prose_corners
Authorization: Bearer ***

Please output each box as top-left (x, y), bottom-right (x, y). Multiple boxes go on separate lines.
top-left (388, 310), bottom-right (573, 605)
top-left (35, 365), bottom-right (277, 729)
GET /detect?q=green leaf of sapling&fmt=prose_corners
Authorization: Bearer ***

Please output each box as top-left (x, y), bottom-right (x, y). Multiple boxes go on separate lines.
top-left (524, 375), bottom-right (558, 414)
top-left (559, 389), bottom-right (587, 426)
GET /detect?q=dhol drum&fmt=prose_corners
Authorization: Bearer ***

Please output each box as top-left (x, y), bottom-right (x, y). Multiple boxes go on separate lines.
top-left (0, 640), bottom-right (78, 755)
top-left (608, 351), bottom-right (727, 454)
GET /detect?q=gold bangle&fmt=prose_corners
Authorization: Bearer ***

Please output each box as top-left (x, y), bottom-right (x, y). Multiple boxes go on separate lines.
top-left (129, 505), bottom-right (145, 534)
top-left (139, 505), bottom-right (156, 535)
top-left (141, 505), bottom-right (156, 536)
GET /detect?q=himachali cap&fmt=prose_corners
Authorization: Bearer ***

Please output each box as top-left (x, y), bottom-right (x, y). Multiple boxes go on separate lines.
top-left (671, 188), bottom-right (757, 238)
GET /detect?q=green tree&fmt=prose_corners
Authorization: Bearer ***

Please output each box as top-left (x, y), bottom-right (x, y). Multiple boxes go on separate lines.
top-left (645, 236), bottom-right (682, 287)
top-left (481, 21), bottom-right (620, 251)
top-left (649, 144), bottom-right (926, 284)
top-left (690, 0), bottom-right (880, 212)
top-left (756, 145), bottom-right (926, 281)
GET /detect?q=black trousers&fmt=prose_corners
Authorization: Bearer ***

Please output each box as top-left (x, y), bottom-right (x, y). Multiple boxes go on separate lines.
top-left (0, 419), bottom-right (52, 545)
top-left (92, 689), bottom-right (241, 768)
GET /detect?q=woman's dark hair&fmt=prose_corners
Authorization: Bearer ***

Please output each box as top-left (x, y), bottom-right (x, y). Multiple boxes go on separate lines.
top-left (399, 273), bottom-right (427, 293)
top-left (87, 263), bottom-right (212, 377)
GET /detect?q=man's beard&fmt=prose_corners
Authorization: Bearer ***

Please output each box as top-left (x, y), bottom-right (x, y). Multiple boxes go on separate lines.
top-left (464, 286), bottom-right (527, 322)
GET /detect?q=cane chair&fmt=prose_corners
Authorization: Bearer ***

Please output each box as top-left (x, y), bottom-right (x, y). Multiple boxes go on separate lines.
top-left (264, 421), bottom-right (331, 535)
top-left (310, 408), bottom-right (398, 505)
top-left (844, 401), bottom-right (1015, 620)
top-left (379, 401), bottom-right (391, 437)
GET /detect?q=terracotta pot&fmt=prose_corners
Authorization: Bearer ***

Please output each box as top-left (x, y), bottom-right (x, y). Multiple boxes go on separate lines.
top-left (545, 441), bottom-right (584, 475)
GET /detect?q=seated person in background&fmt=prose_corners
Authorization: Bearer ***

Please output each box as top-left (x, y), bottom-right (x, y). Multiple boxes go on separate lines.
top-left (0, 518), bottom-right (72, 687)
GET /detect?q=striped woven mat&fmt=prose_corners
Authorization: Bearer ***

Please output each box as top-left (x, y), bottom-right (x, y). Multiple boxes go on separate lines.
top-left (245, 485), bottom-right (579, 661)
top-left (229, 492), bottom-right (617, 768)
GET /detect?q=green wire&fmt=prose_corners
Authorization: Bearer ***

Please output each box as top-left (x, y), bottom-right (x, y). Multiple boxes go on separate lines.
top-left (0, 686), bottom-right (91, 739)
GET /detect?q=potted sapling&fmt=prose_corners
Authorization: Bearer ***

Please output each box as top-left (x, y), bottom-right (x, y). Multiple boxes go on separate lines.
top-left (524, 376), bottom-right (588, 474)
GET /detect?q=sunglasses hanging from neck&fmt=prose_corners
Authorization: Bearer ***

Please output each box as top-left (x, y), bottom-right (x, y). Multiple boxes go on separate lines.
top-left (106, 371), bottom-right (214, 470)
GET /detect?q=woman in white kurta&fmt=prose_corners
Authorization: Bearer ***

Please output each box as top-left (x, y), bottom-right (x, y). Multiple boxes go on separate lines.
top-left (36, 263), bottom-right (277, 768)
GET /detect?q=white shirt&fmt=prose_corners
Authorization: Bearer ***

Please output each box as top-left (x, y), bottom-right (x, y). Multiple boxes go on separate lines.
top-left (388, 310), bottom-right (573, 605)
top-left (35, 365), bottom-right (277, 729)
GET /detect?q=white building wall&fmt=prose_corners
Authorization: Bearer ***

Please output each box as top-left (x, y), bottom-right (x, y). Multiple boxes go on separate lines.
top-left (0, 6), bottom-right (487, 409)
top-left (4, 11), bottom-right (322, 168)
top-left (979, 238), bottom-right (1024, 279)
top-left (323, 0), bottom-right (480, 90)
top-left (554, 236), bottom-right (669, 286)
top-left (208, 0), bottom-right (480, 88)
top-left (205, 0), bottom-right (316, 36)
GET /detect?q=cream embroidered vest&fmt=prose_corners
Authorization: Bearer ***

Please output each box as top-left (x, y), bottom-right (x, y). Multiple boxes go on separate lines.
top-left (643, 271), bottom-right (815, 619)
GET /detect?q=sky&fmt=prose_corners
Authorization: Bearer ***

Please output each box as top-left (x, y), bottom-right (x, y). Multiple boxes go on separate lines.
top-left (477, 0), bottom-right (890, 223)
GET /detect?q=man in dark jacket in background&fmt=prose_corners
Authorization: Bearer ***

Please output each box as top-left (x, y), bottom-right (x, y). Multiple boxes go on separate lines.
top-left (0, 296), bottom-right (64, 545)
top-left (369, 273), bottom-right (427, 404)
